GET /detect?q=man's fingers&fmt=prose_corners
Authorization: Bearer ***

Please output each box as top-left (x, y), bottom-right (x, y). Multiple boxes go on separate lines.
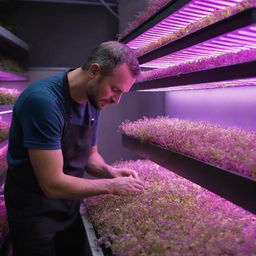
top-left (133, 184), bottom-right (144, 191)
top-left (128, 170), bottom-right (140, 180)
top-left (134, 178), bottom-right (145, 187)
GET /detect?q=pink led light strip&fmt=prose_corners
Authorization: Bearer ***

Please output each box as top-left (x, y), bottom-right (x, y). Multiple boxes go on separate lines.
top-left (137, 77), bottom-right (256, 92)
top-left (126, 0), bottom-right (254, 50)
top-left (140, 25), bottom-right (256, 68)
top-left (0, 71), bottom-right (27, 81)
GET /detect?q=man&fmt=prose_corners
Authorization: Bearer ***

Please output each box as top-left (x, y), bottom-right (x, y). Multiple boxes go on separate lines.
top-left (4, 41), bottom-right (145, 256)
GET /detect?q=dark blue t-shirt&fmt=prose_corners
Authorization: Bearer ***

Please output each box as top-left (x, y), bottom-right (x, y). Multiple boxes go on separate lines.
top-left (7, 70), bottom-right (100, 169)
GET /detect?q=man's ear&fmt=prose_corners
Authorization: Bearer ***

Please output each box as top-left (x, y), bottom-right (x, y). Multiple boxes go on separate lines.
top-left (88, 63), bottom-right (101, 78)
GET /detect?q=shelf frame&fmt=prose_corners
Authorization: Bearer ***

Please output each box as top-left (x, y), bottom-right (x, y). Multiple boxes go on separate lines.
top-left (138, 8), bottom-right (256, 65)
top-left (80, 203), bottom-right (105, 256)
top-left (133, 61), bottom-right (256, 91)
top-left (120, 0), bottom-right (192, 43)
top-left (122, 134), bottom-right (256, 214)
top-left (0, 26), bottom-right (28, 51)
top-left (0, 105), bottom-right (14, 114)
top-left (0, 25), bottom-right (29, 63)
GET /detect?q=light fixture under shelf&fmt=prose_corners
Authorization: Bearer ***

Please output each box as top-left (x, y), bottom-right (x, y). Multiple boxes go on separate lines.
top-left (133, 61), bottom-right (256, 91)
top-left (140, 24), bottom-right (256, 68)
top-left (125, 0), bottom-right (255, 52)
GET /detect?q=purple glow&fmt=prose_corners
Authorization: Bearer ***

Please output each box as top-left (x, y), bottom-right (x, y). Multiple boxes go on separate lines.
top-left (85, 159), bottom-right (256, 255)
top-left (140, 25), bottom-right (256, 68)
top-left (137, 77), bottom-right (256, 92)
top-left (0, 144), bottom-right (7, 156)
top-left (0, 144), bottom-right (8, 174)
top-left (0, 71), bottom-right (27, 81)
top-left (120, 118), bottom-right (256, 178)
top-left (0, 110), bottom-right (12, 115)
top-left (0, 87), bottom-right (20, 97)
top-left (126, 0), bottom-right (255, 50)
top-left (0, 120), bottom-right (10, 130)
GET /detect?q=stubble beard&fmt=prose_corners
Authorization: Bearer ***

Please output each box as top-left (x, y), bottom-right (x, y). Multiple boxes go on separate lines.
top-left (87, 93), bottom-right (101, 110)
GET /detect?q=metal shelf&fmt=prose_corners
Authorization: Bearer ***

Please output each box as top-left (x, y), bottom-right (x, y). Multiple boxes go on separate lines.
top-left (0, 105), bottom-right (13, 113)
top-left (0, 70), bottom-right (27, 82)
top-left (122, 134), bottom-right (256, 214)
top-left (137, 8), bottom-right (256, 65)
top-left (0, 25), bottom-right (29, 62)
top-left (120, 0), bottom-right (191, 43)
top-left (0, 26), bottom-right (28, 51)
top-left (133, 61), bottom-right (256, 91)
top-left (80, 203), bottom-right (105, 256)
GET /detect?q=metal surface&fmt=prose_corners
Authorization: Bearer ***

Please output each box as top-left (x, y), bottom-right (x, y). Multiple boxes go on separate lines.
top-left (98, 0), bottom-right (118, 18)
top-left (0, 25), bottom-right (29, 62)
top-left (120, 0), bottom-right (190, 43)
top-left (139, 8), bottom-right (256, 66)
top-left (141, 24), bottom-right (256, 68)
top-left (122, 134), bottom-right (256, 214)
top-left (16, 0), bottom-right (118, 7)
top-left (133, 61), bottom-right (256, 91)
top-left (122, 0), bottom-right (253, 50)
top-left (80, 204), bottom-right (105, 256)
top-left (0, 26), bottom-right (29, 51)
top-left (136, 77), bottom-right (256, 92)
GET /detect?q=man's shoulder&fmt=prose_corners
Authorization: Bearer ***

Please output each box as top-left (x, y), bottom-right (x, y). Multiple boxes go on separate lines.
top-left (16, 72), bottom-right (66, 110)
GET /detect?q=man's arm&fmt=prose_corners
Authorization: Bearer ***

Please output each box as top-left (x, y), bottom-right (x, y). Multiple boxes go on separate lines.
top-left (87, 146), bottom-right (140, 179)
top-left (29, 148), bottom-right (144, 199)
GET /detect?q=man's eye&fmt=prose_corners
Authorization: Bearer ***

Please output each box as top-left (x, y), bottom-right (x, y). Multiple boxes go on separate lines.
top-left (112, 87), bottom-right (119, 92)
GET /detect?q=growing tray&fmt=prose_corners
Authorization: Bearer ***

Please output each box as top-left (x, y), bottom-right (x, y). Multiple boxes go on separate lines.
top-left (122, 134), bottom-right (256, 214)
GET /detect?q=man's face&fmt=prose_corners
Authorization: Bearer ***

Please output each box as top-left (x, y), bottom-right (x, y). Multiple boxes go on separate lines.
top-left (87, 63), bottom-right (136, 110)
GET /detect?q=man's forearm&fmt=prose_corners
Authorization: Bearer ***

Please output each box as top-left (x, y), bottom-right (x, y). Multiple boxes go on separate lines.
top-left (86, 151), bottom-right (115, 178)
top-left (45, 174), bottom-right (112, 199)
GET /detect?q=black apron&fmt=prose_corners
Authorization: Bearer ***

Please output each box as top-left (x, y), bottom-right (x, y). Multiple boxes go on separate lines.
top-left (4, 72), bottom-right (94, 255)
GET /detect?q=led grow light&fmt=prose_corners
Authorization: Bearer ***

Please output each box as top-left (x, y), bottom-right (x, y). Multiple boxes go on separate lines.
top-left (126, 0), bottom-right (255, 50)
top-left (0, 71), bottom-right (27, 81)
top-left (136, 77), bottom-right (256, 91)
top-left (139, 24), bottom-right (256, 69)
top-left (0, 110), bottom-right (12, 115)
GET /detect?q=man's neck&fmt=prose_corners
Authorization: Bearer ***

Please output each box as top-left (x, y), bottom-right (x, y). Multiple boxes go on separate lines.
top-left (67, 68), bottom-right (89, 104)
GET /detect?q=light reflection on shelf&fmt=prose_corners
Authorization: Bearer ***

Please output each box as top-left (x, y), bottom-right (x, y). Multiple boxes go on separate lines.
top-left (140, 24), bottom-right (256, 68)
top-left (126, 0), bottom-right (255, 50)
top-left (136, 77), bottom-right (256, 92)
top-left (0, 71), bottom-right (27, 82)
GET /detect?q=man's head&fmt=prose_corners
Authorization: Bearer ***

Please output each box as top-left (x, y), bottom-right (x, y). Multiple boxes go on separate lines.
top-left (82, 41), bottom-right (140, 110)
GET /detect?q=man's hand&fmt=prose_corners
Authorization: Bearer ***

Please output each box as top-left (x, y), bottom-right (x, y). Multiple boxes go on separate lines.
top-left (108, 167), bottom-right (140, 180)
top-left (108, 176), bottom-right (145, 196)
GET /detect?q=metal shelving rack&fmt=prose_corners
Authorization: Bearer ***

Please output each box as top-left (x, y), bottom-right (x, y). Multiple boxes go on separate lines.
top-left (0, 25), bottom-right (29, 81)
top-left (133, 60), bottom-right (256, 90)
top-left (80, 203), bottom-right (105, 256)
top-left (121, 6), bottom-right (256, 91)
top-left (0, 25), bottom-right (28, 59)
top-left (123, 134), bottom-right (256, 214)
top-left (121, 0), bottom-right (192, 44)
top-left (137, 8), bottom-right (256, 65)
top-left (120, 0), bottom-right (256, 214)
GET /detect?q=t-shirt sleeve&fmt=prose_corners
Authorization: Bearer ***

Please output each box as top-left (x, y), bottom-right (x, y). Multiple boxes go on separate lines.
top-left (19, 93), bottom-right (64, 150)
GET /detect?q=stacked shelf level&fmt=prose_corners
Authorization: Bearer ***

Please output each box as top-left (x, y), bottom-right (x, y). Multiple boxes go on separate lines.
top-left (120, 1), bottom-right (256, 91)
top-left (122, 134), bottom-right (256, 214)
top-left (120, 0), bottom-right (256, 214)
top-left (0, 25), bottom-right (28, 81)
top-left (0, 25), bottom-right (28, 186)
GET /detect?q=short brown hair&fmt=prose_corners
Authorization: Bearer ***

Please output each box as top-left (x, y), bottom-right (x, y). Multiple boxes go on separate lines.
top-left (82, 41), bottom-right (140, 77)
